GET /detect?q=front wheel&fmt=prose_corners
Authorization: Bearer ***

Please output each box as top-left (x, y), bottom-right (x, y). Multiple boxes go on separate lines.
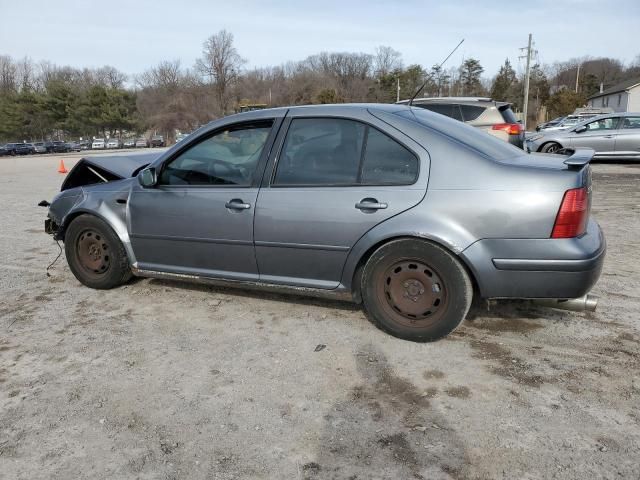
top-left (65, 214), bottom-right (132, 289)
top-left (361, 239), bottom-right (473, 342)
top-left (541, 142), bottom-right (562, 153)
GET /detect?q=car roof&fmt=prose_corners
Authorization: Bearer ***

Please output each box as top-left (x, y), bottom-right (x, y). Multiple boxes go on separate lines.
top-left (202, 103), bottom-right (409, 126)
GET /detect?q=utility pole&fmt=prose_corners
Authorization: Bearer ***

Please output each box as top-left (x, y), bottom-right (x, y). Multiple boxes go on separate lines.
top-left (396, 76), bottom-right (400, 102)
top-left (575, 64), bottom-right (581, 93)
top-left (519, 34), bottom-right (534, 130)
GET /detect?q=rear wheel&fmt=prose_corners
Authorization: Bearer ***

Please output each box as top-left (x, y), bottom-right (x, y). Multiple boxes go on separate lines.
top-left (65, 214), bottom-right (132, 289)
top-left (541, 142), bottom-right (562, 153)
top-left (361, 239), bottom-right (473, 342)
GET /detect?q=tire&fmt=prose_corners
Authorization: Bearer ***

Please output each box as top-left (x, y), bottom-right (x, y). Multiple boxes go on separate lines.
top-left (541, 142), bottom-right (562, 154)
top-left (64, 214), bottom-right (132, 289)
top-left (361, 239), bottom-right (473, 342)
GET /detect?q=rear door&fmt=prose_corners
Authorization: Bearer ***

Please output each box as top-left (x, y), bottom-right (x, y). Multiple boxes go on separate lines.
top-left (614, 116), bottom-right (640, 157)
top-left (253, 107), bottom-right (428, 289)
top-left (568, 116), bottom-right (620, 154)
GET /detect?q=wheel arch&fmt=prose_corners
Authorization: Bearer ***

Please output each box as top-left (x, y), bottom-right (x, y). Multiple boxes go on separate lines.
top-left (346, 234), bottom-right (480, 304)
top-left (58, 208), bottom-right (136, 266)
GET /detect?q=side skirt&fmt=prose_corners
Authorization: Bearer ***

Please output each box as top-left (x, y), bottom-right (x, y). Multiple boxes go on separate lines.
top-left (131, 267), bottom-right (356, 303)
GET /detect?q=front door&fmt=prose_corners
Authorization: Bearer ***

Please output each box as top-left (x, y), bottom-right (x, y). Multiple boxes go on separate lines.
top-left (128, 120), bottom-right (276, 280)
top-left (568, 116), bottom-right (620, 154)
top-left (254, 111), bottom-right (427, 289)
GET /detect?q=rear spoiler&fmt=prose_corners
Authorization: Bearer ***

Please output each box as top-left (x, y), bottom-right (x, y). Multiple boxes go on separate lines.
top-left (557, 147), bottom-right (595, 169)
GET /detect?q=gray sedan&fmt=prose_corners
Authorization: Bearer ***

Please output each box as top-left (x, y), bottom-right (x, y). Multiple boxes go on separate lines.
top-left (528, 112), bottom-right (640, 160)
top-left (45, 104), bottom-right (605, 341)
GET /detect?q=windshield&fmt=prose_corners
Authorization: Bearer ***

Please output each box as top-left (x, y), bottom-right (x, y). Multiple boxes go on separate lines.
top-left (396, 108), bottom-right (524, 161)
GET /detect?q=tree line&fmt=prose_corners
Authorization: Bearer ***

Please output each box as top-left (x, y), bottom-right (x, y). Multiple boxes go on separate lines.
top-left (1, 30), bottom-right (639, 142)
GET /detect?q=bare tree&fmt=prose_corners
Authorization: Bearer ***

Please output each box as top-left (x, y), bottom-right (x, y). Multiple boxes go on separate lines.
top-left (0, 55), bottom-right (17, 93)
top-left (137, 60), bottom-right (183, 91)
top-left (374, 46), bottom-right (403, 76)
top-left (15, 56), bottom-right (35, 91)
top-left (95, 66), bottom-right (128, 89)
top-left (195, 30), bottom-right (246, 114)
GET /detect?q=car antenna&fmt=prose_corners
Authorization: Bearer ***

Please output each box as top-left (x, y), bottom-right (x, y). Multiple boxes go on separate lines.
top-left (407, 38), bottom-right (465, 107)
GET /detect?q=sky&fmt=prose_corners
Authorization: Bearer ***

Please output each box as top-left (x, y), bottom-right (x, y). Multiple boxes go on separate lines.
top-left (1, 0), bottom-right (638, 78)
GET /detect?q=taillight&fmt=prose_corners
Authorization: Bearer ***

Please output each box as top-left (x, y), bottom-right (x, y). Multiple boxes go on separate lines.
top-left (551, 187), bottom-right (590, 238)
top-left (492, 123), bottom-right (523, 135)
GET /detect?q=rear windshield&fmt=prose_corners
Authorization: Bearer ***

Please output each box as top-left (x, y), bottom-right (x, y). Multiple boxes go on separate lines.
top-left (396, 108), bottom-right (524, 160)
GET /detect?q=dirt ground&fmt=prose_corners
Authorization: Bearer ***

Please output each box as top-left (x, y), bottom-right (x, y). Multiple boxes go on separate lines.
top-left (0, 153), bottom-right (638, 480)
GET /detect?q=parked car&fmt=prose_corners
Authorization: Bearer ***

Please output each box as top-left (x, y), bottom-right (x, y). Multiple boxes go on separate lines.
top-left (106, 138), bottom-right (123, 149)
top-left (123, 138), bottom-right (136, 148)
top-left (92, 138), bottom-right (106, 149)
top-left (150, 135), bottom-right (165, 147)
top-left (67, 142), bottom-right (89, 152)
top-left (396, 97), bottom-right (524, 148)
top-left (33, 142), bottom-right (48, 154)
top-left (135, 137), bottom-right (149, 148)
top-left (24, 143), bottom-right (37, 154)
top-left (526, 112), bottom-right (640, 160)
top-left (45, 141), bottom-right (70, 153)
top-left (175, 133), bottom-right (190, 143)
top-left (0, 144), bottom-right (9, 156)
top-left (4, 142), bottom-right (35, 155)
top-left (44, 104), bottom-right (604, 342)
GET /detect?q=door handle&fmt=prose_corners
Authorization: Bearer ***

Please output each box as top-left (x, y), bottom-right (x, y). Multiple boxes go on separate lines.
top-left (355, 198), bottom-right (388, 211)
top-left (225, 199), bottom-right (251, 210)
top-left (603, 135), bottom-right (614, 138)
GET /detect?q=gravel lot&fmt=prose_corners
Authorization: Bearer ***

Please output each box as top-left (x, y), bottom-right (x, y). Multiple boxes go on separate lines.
top-left (1, 153), bottom-right (639, 479)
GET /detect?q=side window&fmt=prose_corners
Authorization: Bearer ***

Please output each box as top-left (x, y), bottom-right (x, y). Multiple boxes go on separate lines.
top-left (418, 103), bottom-right (463, 122)
top-left (621, 117), bottom-right (640, 129)
top-left (419, 103), bottom-right (452, 118)
top-left (273, 118), bottom-right (418, 187)
top-left (159, 121), bottom-right (272, 186)
top-left (585, 117), bottom-right (618, 131)
top-left (450, 105), bottom-right (463, 121)
top-left (274, 118), bottom-right (365, 185)
top-left (361, 128), bottom-right (418, 185)
top-left (460, 105), bottom-right (485, 122)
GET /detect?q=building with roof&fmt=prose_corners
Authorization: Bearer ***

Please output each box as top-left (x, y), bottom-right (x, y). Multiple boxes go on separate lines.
top-left (587, 78), bottom-right (640, 112)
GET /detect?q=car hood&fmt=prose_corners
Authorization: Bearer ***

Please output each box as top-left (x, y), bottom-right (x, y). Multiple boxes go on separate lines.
top-left (61, 152), bottom-right (162, 191)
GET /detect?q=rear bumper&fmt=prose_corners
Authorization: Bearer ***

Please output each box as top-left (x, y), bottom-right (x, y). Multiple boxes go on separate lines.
top-left (461, 218), bottom-right (605, 299)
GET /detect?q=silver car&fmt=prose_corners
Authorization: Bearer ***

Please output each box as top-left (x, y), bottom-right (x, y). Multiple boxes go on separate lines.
top-left (44, 104), bottom-right (605, 341)
top-left (527, 112), bottom-right (640, 160)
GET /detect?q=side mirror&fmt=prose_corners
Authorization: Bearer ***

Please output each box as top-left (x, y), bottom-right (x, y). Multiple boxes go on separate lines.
top-left (138, 167), bottom-right (157, 188)
top-left (575, 125), bottom-right (587, 133)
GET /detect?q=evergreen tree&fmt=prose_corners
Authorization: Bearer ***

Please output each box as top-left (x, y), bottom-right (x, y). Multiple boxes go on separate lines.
top-left (490, 59), bottom-right (516, 101)
top-left (460, 58), bottom-right (485, 96)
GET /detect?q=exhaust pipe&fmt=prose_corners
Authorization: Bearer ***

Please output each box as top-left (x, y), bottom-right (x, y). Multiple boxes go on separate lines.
top-left (532, 294), bottom-right (598, 312)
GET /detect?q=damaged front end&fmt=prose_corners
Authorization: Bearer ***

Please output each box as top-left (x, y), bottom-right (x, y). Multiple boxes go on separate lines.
top-left (42, 153), bottom-right (160, 240)
top-left (60, 153), bottom-right (158, 192)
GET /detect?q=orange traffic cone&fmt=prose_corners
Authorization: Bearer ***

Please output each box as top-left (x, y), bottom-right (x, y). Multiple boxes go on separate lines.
top-left (57, 159), bottom-right (68, 174)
